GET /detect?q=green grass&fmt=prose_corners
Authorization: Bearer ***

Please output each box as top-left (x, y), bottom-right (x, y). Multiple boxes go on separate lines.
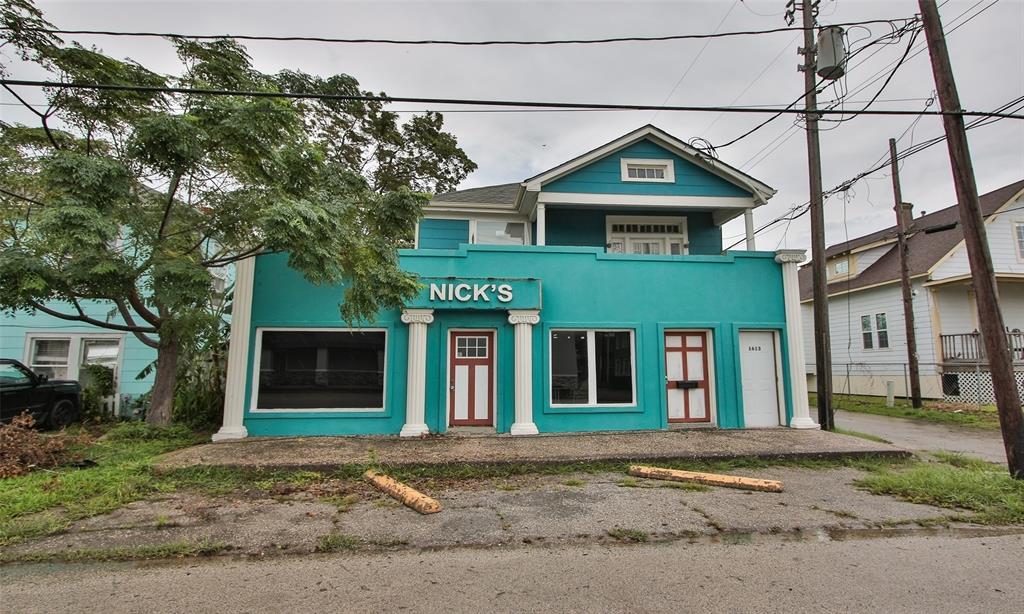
top-left (561, 478), bottom-right (585, 487)
top-left (315, 532), bottom-right (361, 553)
top-left (658, 481), bottom-right (712, 492)
top-left (607, 528), bottom-right (648, 543)
top-left (0, 540), bottom-right (228, 563)
top-left (0, 423), bottom-right (203, 545)
top-left (856, 454), bottom-right (1024, 525)
top-left (811, 393), bottom-right (1001, 429)
top-left (834, 427), bottom-right (892, 444)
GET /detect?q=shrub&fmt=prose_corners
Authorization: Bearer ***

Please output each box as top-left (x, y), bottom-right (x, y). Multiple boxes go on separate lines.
top-left (79, 363), bottom-right (117, 423)
top-left (0, 414), bottom-right (73, 478)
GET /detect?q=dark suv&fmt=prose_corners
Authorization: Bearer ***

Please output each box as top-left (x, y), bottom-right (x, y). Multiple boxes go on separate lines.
top-left (0, 359), bottom-right (82, 429)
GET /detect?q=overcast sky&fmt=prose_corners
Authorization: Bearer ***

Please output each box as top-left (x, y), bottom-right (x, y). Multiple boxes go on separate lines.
top-left (3, 0), bottom-right (1022, 255)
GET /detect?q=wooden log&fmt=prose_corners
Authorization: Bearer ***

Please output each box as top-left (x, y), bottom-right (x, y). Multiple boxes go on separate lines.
top-left (363, 469), bottom-right (442, 514)
top-left (628, 465), bottom-right (783, 493)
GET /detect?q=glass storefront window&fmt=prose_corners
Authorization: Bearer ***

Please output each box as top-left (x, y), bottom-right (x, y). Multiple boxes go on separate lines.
top-left (256, 330), bottom-right (386, 410)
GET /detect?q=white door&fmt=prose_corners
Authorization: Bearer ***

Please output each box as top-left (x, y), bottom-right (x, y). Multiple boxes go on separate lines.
top-left (739, 331), bottom-right (782, 428)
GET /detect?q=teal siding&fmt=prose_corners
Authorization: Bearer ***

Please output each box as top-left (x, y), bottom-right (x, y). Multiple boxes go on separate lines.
top-left (544, 140), bottom-right (752, 197)
top-left (243, 247), bottom-right (791, 436)
top-left (545, 209), bottom-right (722, 254)
top-left (0, 301), bottom-right (157, 400)
top-left (418, 218), bottom-right (469, 249)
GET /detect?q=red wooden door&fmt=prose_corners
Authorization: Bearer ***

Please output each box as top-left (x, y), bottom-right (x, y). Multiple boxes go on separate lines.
top-left (449, 331), bottom-right (495, 426)
top-left (665, 331), bottom-right (712, 423)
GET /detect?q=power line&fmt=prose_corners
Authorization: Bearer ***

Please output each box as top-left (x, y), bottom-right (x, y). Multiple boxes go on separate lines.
top-left (724, 94), bottom-right (1024, 251)
top-left (5, 18), bottom-right (917, 47)
top-left (4, 79), bottom-right (1022, 119)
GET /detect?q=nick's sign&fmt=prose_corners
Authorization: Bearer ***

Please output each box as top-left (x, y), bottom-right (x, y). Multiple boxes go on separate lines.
top-left (408, 277), bottom-right (542, 310)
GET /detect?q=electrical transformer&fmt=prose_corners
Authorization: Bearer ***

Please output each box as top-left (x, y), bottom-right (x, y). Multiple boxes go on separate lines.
top-left (816, 26), bottom-right (847, 80)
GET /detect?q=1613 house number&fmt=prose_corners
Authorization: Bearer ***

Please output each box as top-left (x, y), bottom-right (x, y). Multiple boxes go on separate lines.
top-left (747, 345), bottom-right (763, 351)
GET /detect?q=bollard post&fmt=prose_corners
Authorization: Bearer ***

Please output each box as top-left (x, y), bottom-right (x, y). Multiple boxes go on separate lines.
top-left (886, 381), bottom-right (895, 408)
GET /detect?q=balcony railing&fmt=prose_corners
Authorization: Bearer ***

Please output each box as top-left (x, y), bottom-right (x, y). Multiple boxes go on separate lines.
top-left (940, 331), bottom-right (1024, 363)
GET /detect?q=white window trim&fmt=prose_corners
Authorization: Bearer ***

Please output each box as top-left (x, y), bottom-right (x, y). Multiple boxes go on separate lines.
top-left (605, 215), bottom-right (688, 255)
top-left (859, 312), bottom-right (890, 351)
top-left (620, 158), bottom-right (675, 183)
top-left (1013, 220), bottom-right (1024, 263)
top-left (470, 218), bottom-right (530, 246)
top-left (249, 327), bottom-right (388, 413)
top-left (23, 332), bottom-right (125, 411)
top-left (549, 328), bottom-right (637, 408)
top-left (415, 214), bottom-right (532, 249)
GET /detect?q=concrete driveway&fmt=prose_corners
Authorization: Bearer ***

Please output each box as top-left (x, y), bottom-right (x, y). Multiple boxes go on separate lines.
top-left (834, 410), bottom-right (1006, 464)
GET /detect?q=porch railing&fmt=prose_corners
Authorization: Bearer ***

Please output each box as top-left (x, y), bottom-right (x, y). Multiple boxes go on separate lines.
top-left (940, 331), bottom-right (1024, 362)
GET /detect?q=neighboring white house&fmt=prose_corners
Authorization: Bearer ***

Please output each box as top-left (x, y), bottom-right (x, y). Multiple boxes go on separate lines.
top-left (800, 178), bottom-right (1024, 403)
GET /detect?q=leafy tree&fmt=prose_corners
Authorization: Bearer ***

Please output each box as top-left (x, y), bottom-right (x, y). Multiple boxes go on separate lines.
top-left (0, 0), bottom-right (476, 424)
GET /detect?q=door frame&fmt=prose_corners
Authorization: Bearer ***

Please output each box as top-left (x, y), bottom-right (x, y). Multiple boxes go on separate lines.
top-left (663, 329), bottom-right (717, 427)
top-left (445, 328), bottom-right (497, 428)
top-left (738, 329), bottom-right (786, 428)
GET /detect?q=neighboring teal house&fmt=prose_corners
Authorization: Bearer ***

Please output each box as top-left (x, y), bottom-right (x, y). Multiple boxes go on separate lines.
top-left (0, 301), bottom-right (157, 415)
top-left (213, 125), bottom-right (817, 440)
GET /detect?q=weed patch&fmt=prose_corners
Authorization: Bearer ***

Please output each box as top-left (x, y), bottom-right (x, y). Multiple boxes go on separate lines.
top-left (316, 532), bottom-right (361, 553)
top-left (856, 457), bottom-right (1024, 525)
top-left (562, 478), bottom-right (585, 487)
top-left (0, 540), bottom-right (227, 563)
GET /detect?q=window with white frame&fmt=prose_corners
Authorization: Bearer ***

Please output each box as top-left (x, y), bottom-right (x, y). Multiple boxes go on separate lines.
top-left (474, 220), bottom-right (526, 245)
top-left (255, 329), bottom-right (386, 411)
top-left (550, 329), bottom-right (635, 406)
top-left (620, 158), bottom-right (675, 183)
top-left (1015, 221), bottom-right (1024, 261)
top-left (25, 334), bottom-right (123, 383)
top-left (860, 313), bottom-right (889, 350)
top-left (606, 216), bottom-right (687, 255)
top-left (833, 258), bottom-right (849, 275)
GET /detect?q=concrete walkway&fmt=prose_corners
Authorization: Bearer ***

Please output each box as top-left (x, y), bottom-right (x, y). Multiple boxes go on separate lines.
top-left (157, 428), bottom-right (903, 471)
top-left (835, 410), bottom-right (1007, 464)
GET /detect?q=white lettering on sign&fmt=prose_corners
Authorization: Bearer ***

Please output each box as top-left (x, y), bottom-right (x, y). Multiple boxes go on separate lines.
top-left (428, 283), bottom-right (514, 304)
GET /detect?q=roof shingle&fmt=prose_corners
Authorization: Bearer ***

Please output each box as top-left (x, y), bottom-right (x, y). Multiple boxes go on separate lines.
top-left (800, 179), bottom-right (1024, 301)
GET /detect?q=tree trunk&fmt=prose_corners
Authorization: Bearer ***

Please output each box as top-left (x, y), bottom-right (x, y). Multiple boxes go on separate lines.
top-left (146, 334), bottom-right (180, 425)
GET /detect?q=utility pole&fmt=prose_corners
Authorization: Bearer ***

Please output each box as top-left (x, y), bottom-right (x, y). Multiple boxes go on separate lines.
top-left (888, 138), bottom-right (923, 408)
top-left (796, 0), bottom-right (833, 430)
top-left (919, 0), bottom-right (1024, 478)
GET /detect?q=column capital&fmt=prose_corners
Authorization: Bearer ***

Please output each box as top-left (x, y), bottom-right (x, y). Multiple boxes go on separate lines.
top-left (401, 308), bottom-right (434, 325)
top-left (508, 309), bottom-right (541, 326)
top-left (774, 249), bottom-right (807, 264)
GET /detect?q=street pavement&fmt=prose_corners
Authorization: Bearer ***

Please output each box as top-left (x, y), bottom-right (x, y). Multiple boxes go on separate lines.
top-left (834, 409), bottom-right (1006, 463)
top-left (3, 533), bottom-right (1021, 613)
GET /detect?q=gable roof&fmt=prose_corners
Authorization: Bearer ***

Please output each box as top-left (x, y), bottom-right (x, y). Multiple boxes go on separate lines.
top-left (799, 178), bottom-right (1024, 301)
top-left (523, 124), bottom-right (776, 204)
top-left (427, 125), bottom-right (777, 212)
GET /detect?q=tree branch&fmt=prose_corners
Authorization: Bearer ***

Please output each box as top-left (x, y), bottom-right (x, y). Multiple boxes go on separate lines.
top-left (202, 244), bottom-right (269, 267)
top-left (127, 288), bottom-right (161, 327)
top-left (158, 171), bottom-right (184, 238)
top-left (28, 300), bottom-right (158, 334)
top-left (114, 299), bottom-right (160, 348)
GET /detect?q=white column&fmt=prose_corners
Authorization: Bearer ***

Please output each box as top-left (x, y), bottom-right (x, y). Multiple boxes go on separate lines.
top-left (775, 249), bottom-right (818, 429)
top-left (508, 310), bottom-right (541, 435)
top-left (744, 208), bottom-right (756, 251)
top-left (213, 256), bottom-right (255, 441)
top-left (536, 203), bottom-right (546, 246)
top-left (400, 308), bottom-right (434, 437)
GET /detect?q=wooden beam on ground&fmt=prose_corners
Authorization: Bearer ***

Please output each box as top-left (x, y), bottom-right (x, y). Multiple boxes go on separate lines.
top-left (364, 469), bottom-right (442, 514)
top-left (628, 465), bottom-right (783, 493)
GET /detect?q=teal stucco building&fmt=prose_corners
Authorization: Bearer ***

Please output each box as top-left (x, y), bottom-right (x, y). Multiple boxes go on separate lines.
top-left (213, 125), bottom-right (816, 440)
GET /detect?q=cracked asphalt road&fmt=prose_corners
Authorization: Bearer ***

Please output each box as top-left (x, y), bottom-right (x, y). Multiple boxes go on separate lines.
top-left (3, 533), bottom-right (1022, 613)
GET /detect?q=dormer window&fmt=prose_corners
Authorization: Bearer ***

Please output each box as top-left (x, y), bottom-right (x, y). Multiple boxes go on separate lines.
top-left (621, 158), bottom-right (675, 183)
top-left (833, 258), bottom-right (849, 275)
